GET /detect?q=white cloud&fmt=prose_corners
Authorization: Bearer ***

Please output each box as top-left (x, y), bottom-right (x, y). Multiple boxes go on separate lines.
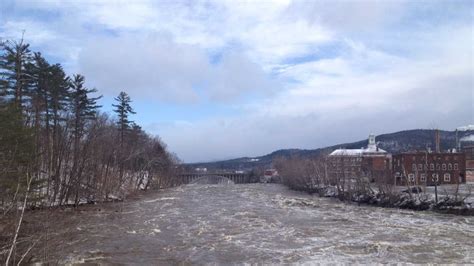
top-left (2, 0), bottom-right (472, 162)
top-left (286, 0), bottom-right (406, 33)
top-left (78, 34), bottom-right (206, 103)
top-left (77, 33), bottom-right (277, 103)
top-left (153, 22), bottom-right (473, 162)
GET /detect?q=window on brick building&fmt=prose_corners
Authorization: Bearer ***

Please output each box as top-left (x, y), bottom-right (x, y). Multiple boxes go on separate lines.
top-left (454, 163), bottom-right (458, 170)
top-left (448, 164), bottom-right (452, 170)
top-left (408, 173), bottom-right (415, 182)
top-left (430, 163), bottom-right (434, 170)
top-left (412, 164), bottom-right (417, 171)
top-left (420, 174), bottom-right (427, 182)
top-left (418, 164), bottom-right (423, 170)
top-left (442, 164), bottom-right (446, 170)
top-left (432, 173), bottom-right (439, 182)
top-left (444, 173), bottom-right (451, 182)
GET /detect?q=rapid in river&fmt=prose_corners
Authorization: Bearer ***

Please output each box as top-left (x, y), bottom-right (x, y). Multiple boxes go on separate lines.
top-left (37, 183), bottom-right (473, 264)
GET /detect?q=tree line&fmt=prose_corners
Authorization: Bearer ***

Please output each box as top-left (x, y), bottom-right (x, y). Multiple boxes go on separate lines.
top-left (0, 37), bottom-right (179, 212)
top-left (274, 155), bottom-right (472, 214)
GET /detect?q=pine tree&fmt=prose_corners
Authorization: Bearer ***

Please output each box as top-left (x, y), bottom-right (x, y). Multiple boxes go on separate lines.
top-left (0, 40), bottom-right (8, 98)
top-left (70, 74), bottom-right (102, 142)
top-left (67, 74), bottom-right (101, 204)
top-left (0, 38), bottom-right (32, 111)
top-left (28, 56), bottom-right (71, 200)
top-left (28, 52), bottom-right (50, 156)
top-left (112, 91), bottom-right (136, 183)
top-left (0, 101), bottom-right (35, 207)
top-left (48, 64), bottom-right (70, 191)
top-left (113, 91), bottom-right (136, 149)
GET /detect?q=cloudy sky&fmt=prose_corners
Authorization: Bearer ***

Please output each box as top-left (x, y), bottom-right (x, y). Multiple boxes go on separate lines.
top-left (1, 0), bottom-right (472, 162)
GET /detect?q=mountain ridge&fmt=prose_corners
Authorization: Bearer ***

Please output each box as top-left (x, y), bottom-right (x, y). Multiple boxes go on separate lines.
top-left (187, 128), bottom-right (474, 171)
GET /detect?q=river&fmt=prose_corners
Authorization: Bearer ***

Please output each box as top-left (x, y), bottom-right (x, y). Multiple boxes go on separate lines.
top-left (35, 183), bottom-right (473, 264)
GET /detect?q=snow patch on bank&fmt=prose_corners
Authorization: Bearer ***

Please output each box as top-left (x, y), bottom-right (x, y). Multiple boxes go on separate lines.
top-left (461, 134), bottom-right (474, 142)
top-left (457, 125), bottom-right (474, 131)
top-left (144, 197), bottom-right (176, 203)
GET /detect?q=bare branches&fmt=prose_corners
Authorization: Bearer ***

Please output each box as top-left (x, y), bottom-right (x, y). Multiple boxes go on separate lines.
top-left (5, 171), bottom-right (32, 265)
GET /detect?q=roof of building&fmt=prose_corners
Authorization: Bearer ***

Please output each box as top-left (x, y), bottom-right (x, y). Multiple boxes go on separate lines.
top-left (329, 134), bottom-right (389, 156)
top-left (329, 146), bottom-right (387, 156)
top-left (393, 151), bottom-right (464, 156)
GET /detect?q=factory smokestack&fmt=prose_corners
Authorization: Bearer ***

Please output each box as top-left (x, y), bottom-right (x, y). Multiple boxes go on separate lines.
top-left (455, 129), bottom-right (460, 150)
top-left (435, 129), bottom-right (440, 153)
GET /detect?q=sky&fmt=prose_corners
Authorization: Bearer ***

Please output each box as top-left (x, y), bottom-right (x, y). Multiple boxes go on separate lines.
top-left (1, 0), bottom-right (473, 162)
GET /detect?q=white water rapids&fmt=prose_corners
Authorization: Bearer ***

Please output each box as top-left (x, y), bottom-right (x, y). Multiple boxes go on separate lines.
top-left (39, 184), bottom-right (473, 264)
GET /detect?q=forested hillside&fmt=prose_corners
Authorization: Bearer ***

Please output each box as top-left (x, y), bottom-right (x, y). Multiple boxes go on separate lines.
top-left (0, 38), bottom-right (178, 211)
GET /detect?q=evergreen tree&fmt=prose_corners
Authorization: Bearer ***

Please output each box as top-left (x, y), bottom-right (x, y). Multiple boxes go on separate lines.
top-left (112, 91), bottom-right (136, 183)
top-left (113, 91), bottom-right (136, 148)
top-left (0, 40), bottom-right (8, 98)
top-left (28, 55), bottom-right (71, 200)
top-left (48, 64), bottom-right (70, 125)
top-left (28, 52), bottom-right (50, 155)
top-left (0, 101), bottom-right (35, 206)
top-left (69, 74), bottom-right (102, 142)
top-left (47, 64), bottom-right (70, 178)
top-left (67, 74), bottom-right (101, 204)
top-left (0, 38), bottom-right (32, 110)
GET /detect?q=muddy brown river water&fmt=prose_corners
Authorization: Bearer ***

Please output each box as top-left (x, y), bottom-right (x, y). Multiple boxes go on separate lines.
top-left (37, 183), bottom-right (474, 264)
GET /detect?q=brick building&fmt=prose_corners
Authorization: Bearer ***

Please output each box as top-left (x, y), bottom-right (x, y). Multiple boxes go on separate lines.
top-left (392, 152), bottom-right (466, 186)
top-left (462, 145), bottom-right (474, 182)
top-left (328, 134), bottom-right (391, 182)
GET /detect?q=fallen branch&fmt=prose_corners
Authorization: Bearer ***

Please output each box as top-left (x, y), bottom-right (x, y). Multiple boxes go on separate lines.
top-left (5, 171), bottom-right (32, 265)
top-left (16, 236), bottom-right (41, 265)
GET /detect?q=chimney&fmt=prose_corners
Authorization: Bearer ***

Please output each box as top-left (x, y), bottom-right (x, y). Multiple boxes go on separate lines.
top-left (435, 129), bottom-right (440, 153)
top-left (455, 129), bottom-right (460, 150)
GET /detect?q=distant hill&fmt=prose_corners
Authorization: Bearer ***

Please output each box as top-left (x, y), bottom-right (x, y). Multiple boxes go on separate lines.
top-left (187, 129), bottom-right (474, 171)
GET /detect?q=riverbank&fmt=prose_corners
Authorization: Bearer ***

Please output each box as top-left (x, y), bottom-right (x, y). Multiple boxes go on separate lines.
top-left (0, 190), bottom-right (149, 264)
top-left (283, 182), bottom-right (474, 216)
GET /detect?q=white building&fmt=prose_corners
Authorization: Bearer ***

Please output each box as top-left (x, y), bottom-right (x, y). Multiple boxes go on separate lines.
top-left (328, 134), bottom-right (391, 181)
top-left (329, 134), bottom-right (388, 157)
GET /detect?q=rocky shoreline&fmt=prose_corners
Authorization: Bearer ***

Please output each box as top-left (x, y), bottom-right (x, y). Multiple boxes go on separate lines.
top-left (285, 184), bottom-right (474, 216)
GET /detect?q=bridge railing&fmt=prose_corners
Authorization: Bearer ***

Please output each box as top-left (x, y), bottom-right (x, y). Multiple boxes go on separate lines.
top-left (177, 173), bottom-right (252, 184)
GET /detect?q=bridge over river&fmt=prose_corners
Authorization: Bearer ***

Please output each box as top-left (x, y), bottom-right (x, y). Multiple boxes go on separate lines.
top-left (27, 183), bottom-right (474, 264)
top-left (178, 172), bottom-right (251, 184)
